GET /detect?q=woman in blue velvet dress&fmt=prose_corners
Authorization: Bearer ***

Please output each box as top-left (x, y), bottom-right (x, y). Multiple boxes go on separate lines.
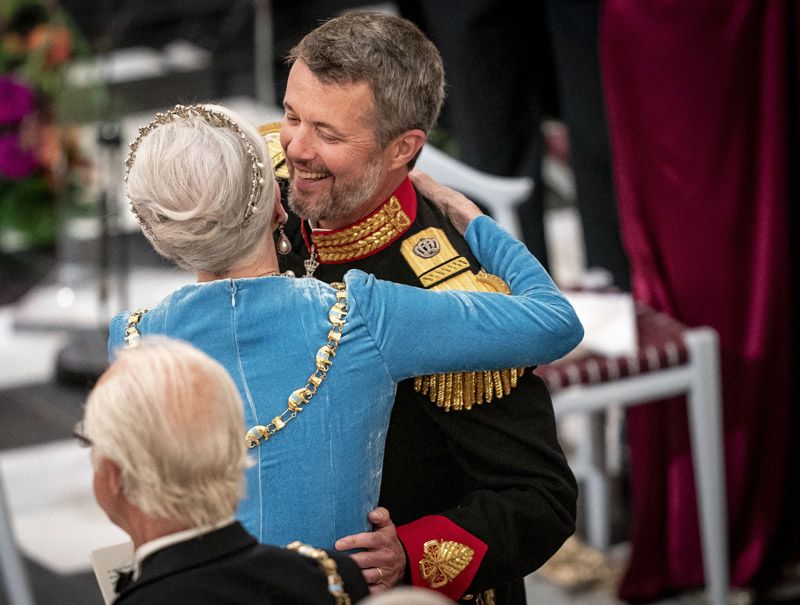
top-left (109, 104), bottom-right (582, 551)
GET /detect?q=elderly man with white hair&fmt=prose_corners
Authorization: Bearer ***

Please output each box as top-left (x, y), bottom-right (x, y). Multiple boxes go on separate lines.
top-left (79, 336), bottom-right (369, 604)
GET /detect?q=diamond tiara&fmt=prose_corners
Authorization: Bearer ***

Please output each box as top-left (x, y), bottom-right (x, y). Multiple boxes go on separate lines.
top-left (124, 104), bottom-right (266, 239)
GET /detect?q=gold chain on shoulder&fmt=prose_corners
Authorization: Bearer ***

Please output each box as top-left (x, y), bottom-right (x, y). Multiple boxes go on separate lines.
top-left (245, 282), bottom-right (348, 448)
top-left (124, 308), bottom-right (149, 348)
top-left (287, 541), bottom-right (352, 605)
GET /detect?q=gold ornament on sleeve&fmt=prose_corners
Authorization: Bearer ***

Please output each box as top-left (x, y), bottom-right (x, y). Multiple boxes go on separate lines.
top-left (419, 539), bottom-right (475, 588)
top-left (401, 228), bottom-right (526, 411)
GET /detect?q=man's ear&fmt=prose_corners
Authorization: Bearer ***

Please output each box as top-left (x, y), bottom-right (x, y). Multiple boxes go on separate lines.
top-left (388, 129), bottom-right (426, 170)
top-left (101, 457), bottom-right (124, 496)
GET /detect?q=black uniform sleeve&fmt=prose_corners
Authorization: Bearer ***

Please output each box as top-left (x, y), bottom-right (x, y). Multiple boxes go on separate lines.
top-left (390, 372), bottom-right (577, 599)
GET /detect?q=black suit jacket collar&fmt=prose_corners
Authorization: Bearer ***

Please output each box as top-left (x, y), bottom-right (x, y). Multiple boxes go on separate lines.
top-left (116, 522), bottom-right (256, 601)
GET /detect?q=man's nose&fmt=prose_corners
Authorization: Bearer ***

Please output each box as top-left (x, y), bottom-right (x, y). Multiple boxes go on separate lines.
top-left (284, 126), bottom-right (315, 162)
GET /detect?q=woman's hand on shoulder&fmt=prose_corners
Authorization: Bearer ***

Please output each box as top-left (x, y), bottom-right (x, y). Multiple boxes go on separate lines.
top-left (410, 169), bottom-right (483, 235)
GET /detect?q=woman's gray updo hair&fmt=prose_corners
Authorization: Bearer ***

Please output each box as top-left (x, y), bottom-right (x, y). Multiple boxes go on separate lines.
top-left (125, 104), bottom-right (275, 274)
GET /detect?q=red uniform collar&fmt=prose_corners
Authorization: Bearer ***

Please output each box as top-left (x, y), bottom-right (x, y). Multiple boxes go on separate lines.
top-left (301, 176), bottom-right (417, 264)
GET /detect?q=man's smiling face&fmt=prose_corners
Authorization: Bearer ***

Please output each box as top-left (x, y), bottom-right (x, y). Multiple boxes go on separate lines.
top-left (281, 60), bottom-right (392, 229)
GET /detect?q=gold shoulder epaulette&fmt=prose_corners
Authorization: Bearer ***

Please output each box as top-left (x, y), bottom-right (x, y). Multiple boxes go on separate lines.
top-left (400, 227), bottom-right (526, 411)
top-left (258, 121), bottom-right (289, 180)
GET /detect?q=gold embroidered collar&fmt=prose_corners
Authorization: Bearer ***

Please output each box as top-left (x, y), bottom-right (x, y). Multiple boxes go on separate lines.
top-left (302, 177), bottom-right (417, 263)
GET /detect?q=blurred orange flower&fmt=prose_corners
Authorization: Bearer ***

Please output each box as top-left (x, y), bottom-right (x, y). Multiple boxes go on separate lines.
top-left (26, 24), bottom-right (72, 66)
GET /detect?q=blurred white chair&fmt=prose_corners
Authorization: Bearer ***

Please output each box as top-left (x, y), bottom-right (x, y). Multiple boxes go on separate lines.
top-left (537, 305), bottom-right (728, 605)
top-left (416, 144), bottom-right (532, 240)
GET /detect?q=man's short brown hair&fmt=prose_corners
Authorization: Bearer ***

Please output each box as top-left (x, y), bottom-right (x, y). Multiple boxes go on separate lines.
top-left (288, 11), bottom-right (446, 150)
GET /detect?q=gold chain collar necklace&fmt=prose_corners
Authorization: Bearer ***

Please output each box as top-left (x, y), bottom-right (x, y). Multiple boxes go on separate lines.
top-left (123, 282), bottom-right (349, 448)
top-left (245, 281), bottom-right (348, 448)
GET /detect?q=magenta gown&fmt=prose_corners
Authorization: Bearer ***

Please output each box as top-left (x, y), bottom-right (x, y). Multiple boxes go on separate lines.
top-left (600, 0), bottom-right (798, 599)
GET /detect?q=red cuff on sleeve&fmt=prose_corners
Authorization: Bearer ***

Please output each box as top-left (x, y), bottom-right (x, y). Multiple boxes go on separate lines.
top-left (396, 515), bottom-right (488, 601)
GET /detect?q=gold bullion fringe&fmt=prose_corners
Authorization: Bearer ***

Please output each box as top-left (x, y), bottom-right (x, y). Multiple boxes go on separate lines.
top-left (414, 368), bottom-right (525, 412)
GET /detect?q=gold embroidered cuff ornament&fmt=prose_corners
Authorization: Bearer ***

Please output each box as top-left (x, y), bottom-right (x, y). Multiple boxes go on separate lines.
top-left (287, 541), bottom-right (351, 605)
top-left (245, 282), bottom-right (348, 448)
top-left (419, 540), bottom-right (475, 589)
top-left (125, 104), bottom-right (266, 240)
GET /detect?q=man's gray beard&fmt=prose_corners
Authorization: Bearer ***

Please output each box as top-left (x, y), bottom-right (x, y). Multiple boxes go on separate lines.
top-left (287, 158), bottom-right (384, 224)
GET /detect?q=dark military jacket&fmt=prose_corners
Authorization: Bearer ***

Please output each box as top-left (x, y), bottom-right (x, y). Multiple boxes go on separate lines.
top-left (276, 173), bottom-right (577, 605)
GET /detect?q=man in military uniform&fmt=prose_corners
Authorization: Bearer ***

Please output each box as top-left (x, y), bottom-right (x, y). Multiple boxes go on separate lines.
top-left (269, 12), bottom-right (577, 604)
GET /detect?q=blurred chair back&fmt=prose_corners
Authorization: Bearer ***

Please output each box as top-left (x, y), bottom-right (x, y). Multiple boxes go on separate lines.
top-left (416, 144), bottom-right (532, 239)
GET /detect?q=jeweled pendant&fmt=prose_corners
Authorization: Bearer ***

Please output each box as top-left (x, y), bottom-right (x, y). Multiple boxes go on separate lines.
top-left (278, 233), bottom-right (292, 255)
top-left (304, 246), bottom-right (319, 278)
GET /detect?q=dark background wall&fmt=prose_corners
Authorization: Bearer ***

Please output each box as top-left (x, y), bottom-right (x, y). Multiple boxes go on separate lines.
top-left (58, 0), bottom-right (380, 101)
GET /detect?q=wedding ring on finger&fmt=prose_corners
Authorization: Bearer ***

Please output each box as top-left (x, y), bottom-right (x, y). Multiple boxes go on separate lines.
top-left (375, 567), bottom-right (384, 584)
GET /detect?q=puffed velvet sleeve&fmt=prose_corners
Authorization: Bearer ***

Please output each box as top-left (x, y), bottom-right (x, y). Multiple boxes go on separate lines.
top-left (344, 215), bottom-right (583, 381)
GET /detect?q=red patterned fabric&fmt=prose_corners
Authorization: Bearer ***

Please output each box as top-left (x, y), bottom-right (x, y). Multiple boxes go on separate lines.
top-left (535, 303), bottom-right (689, 393)
top-left (396, 515), bottom-right (488, 601)
top-left (599, 0), bottom-right (797, 599)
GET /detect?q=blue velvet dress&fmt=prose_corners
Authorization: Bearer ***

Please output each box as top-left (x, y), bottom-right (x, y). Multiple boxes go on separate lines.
top-left (108, 216), bottom-right (582, 549)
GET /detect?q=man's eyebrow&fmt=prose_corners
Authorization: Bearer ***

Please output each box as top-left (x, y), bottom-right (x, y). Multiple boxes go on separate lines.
top-left (283, 102), bottom-right (346, 137)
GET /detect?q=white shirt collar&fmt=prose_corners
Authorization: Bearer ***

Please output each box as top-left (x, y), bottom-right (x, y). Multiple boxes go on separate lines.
top-left (308, 220), bottom-right (334, 233)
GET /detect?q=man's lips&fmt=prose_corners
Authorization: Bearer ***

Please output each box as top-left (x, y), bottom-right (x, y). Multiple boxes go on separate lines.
top-left (294, 168), bottom-right (329, 181)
